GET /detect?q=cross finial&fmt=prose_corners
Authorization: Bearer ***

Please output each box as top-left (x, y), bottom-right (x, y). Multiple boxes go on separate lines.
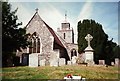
top-left (85, 34), bottom-right (93, 47)
top-left (35, 8), bottom-right (38, 12)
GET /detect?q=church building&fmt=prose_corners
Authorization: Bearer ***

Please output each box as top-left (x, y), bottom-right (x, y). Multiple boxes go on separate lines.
top-left (16, 9), bottom-right (78, 66)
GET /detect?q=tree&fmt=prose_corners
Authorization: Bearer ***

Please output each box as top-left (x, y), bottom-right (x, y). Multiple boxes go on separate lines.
top-left (77, 19), bottom-right (120, 65)
top-left (2, 2), bottom-right (28, 67)
top-left (113, 45), bottom-right (120, 59)
top-left (104, 39), bottom-right (120, 65)
top-left (77, 19), bottom-right (109, 64)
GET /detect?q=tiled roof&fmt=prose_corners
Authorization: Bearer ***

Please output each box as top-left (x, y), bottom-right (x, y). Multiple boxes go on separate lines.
top-left (43, 21), bottom-right (65, 48)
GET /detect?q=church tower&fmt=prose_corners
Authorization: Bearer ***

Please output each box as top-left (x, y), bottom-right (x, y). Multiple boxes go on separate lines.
top-left (57, 12), bottom-right (74, 43)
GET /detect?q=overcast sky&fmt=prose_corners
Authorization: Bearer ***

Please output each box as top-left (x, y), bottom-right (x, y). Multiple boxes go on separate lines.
top-left (9, 0), bottom-right (119, 44)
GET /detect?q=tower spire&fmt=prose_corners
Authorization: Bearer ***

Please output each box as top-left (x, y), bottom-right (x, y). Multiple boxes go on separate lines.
top-left (65, 10), bottom-right (67, 22)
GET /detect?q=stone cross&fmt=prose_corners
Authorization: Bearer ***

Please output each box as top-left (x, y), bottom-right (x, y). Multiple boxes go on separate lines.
top-left (85, 34), bottom-right (93, 47)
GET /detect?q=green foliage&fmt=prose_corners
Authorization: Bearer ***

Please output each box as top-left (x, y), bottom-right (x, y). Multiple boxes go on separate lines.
top-left (2, 2), bottom-right (28, 66)
top-left (77, 19), bottom-right (119, 64)
top-left (113, 45), bottom-right (120, 58)
top-left (104, 39), bottom-right (120, 64)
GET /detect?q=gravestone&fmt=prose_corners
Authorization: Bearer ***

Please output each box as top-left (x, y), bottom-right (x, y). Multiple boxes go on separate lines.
top-left (50, 50), bottom-right (59, 67)
top-left (115, 58), bottom-right (119, 66)
top-left (39, 59), bottom-right (45, 66)
top-left (99, 60), bottom-right (105, 65)
top-left (50, 58), bottom-right (59, 67)
top-left (67, 61), bottom-right (71, 65)
top-left (111, 62), bottom-right (114, 66)
top-left (79, 53), bottom-right (85, 63)
top-left (59, 58), bottom-right (65, 66)
top-left (29, 53), bottom-right (38, 67)
top-left (71, 56), bottom-right (77, 64)
top-left (22, 54), bottom-right (29, 66)
top-left (84, 34), bottom-right (94, 65)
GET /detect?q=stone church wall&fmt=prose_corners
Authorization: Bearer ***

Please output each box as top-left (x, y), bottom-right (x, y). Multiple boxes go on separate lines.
top-left (16, 11), bottom-right (73, 66)
top-left (26, 13), bottom-right (55, 65)
top-left (57, 30), bottom-right (73, 43)
top-left (65, 43), bottom-right (78, 60)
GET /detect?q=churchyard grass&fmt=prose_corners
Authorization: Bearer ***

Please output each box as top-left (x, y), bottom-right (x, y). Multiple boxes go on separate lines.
top-left (2, 65), bottom-right (119, 79)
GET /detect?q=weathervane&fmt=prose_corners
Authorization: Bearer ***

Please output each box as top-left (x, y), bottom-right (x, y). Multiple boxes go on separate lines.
top-left (65, 10), bottom-right (67, 22)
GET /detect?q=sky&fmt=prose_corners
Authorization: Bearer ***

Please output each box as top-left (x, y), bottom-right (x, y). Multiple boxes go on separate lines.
top-left (8, 0), bottom-right (119, 44)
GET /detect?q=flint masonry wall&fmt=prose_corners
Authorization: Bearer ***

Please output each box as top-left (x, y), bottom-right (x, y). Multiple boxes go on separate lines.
top-left (26, 12), bottom-right (54, 63)
top-left (65, 43), bottom-right (78, 60)
top-left (57, 30), bottom-right (73, 43)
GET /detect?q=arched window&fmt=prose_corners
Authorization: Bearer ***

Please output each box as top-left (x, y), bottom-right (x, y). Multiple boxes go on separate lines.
top-left (33, 37), bottom-right (36, 53)
top-left (71, 49), bottom-right (77, 59)
top-left (37, 38), bottom-right (40, 53)
top-left (28, 32), bottom-right (41, 53)
top-left (29, 38), bottom-right (32, 53)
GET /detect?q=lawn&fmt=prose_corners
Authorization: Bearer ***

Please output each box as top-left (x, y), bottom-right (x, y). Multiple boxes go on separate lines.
top-left (1, 65), bottom-right (119, 80)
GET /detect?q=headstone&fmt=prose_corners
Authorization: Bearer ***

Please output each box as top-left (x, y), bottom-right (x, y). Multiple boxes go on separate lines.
top-left (79, 53), bottom-right (85, 63)
top-left (59, 58), bottom-right (65, 66)
top-left (50, 50), bottom-right (59, 67)
top-left (84, 34), bottom-right (94, 65)
top-left (29, 53), bottom-right (38, 67)
top-left (111, 62), bottom-right (114, 66)
top-left (84, 51), bottom-right (94, 65)
top-left (50, 58), bottom-right (59, 67)
top-left (39, 59), bottom-right (45, 66)
top-left (115, 58), bottom-right (119, 66)
top-left (99, 60), bottom-right (105, 65)
top-left (22, 54), bottom-right (29, 66)
top-left (67, 61), bottom-right (71, 65)
top-left (71, 56), bottom-right (77, 64)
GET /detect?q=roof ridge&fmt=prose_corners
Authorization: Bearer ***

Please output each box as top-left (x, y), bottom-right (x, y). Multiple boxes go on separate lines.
top-left (25, 10), bottom-right (65, 48)
top-left (25, 12), bottom-right (37, 29)
top-left (42, 20), bottom-right (65, 48)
